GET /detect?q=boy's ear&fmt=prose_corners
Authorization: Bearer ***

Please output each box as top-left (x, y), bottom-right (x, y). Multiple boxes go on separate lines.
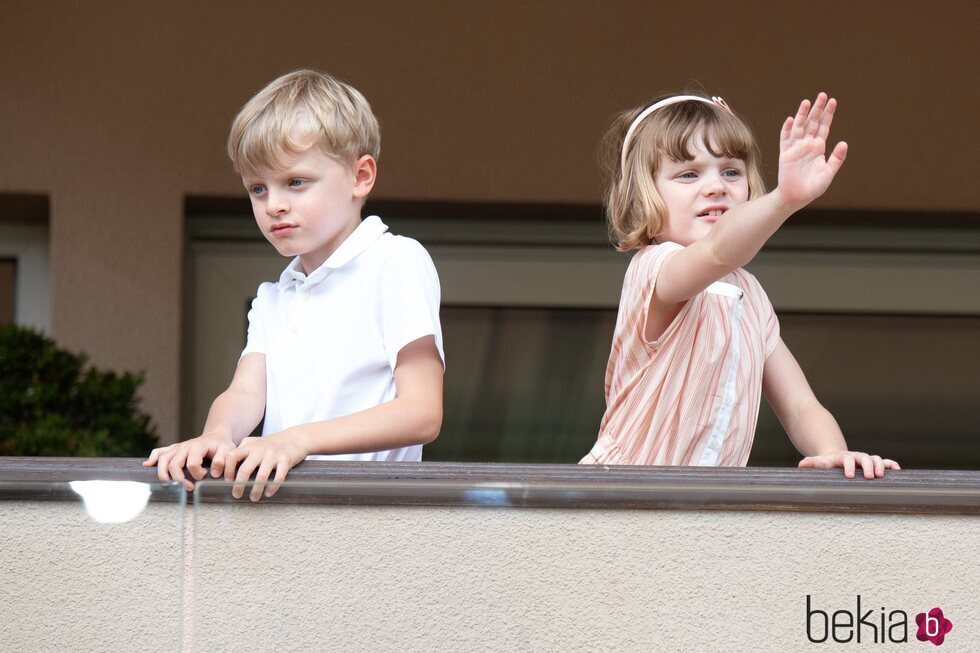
top-left (352, 155), bottom-right (377, 199)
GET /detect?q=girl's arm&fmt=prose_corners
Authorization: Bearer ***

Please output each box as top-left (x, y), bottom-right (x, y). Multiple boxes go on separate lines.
top-left (762, 339), bottom-right (900, 478)
top-left (222, 335), bottom-right (444, 501)
top-left (143, 352), bottom-right (267, 490)
top-left (655, 93), bottom-right (848, 308)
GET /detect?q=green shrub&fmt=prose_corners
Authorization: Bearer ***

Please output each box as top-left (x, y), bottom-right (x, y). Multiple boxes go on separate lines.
top-left (0, 324), bottom-right (158, 456)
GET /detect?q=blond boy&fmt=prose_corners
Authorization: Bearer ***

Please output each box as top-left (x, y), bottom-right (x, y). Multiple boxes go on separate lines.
top-left (145, 70), bottom-right (444, 500)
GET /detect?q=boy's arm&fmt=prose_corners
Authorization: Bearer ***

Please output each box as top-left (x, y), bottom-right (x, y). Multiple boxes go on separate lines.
top-left (143, 352), bottom-right (266, 490)
top-left (655, 93), bottom-right (848, 307)
top-left (224, 335), bottom-right (443, 501)
top-left (762, 339), bottom-right (899, 479)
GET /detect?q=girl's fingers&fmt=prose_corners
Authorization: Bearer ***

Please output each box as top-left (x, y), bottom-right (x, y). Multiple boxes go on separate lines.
top-left (859, 453), bottom-right (875, 479)
top-left (883, 459), bottom-right (901, 470)
top-left (843, 455), bottom-right (856, 479)
top-left (816, 97), bottom-right (837, 141)
top-left (871, 455), bottom-right (884, 478)
top-left (804, 93), bottom-right (827, 136)
top-left (780, 116), bottom-right (794, 144)
top-left (792, 99), bottom-right (811, 138)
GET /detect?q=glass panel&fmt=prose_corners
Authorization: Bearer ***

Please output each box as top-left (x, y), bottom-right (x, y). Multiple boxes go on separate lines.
top-left (750, 313), bottom-right (980, 468)
top-left (0, 480), bottom-right (186, 651)
top-left (430, 306), bottom-right (616, 463)
top-left (188, 478), bottom-right (978, 652)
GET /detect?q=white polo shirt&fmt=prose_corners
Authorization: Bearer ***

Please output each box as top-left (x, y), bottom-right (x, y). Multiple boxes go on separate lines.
top-left (241, 215), bottom-right (444, 461)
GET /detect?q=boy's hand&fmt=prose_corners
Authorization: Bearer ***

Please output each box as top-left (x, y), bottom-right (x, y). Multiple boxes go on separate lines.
top-left (775, 92), bottom-right (848, 211)
top-left (143, 431), bottom-right (237, 491)
top-left (798, 451), bottom-right (901, 479)
top-left (223, 432), bottom-right (309, 501)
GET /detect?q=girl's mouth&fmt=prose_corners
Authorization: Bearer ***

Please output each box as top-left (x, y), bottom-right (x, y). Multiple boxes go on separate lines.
top-left (697, 207), bottom-right (728, 218)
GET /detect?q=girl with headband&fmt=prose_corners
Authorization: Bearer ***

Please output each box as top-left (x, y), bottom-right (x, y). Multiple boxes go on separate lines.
top-left (579, 92), bottom-right (899, 478)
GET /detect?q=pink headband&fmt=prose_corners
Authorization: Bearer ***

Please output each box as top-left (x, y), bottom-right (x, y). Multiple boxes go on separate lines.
top-left (620, 95), bottom-right (733, 173)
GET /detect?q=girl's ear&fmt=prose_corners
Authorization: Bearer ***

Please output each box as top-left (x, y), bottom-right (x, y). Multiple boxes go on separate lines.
top-left (352, 155), bottom-right (377, 198)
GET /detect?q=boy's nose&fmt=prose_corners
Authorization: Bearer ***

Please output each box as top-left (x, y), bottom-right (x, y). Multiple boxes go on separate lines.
top-left (265, 193), bottom-right (289, 217)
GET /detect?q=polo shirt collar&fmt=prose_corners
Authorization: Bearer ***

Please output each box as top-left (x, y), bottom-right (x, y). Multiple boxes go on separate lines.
top-left (280, 215), bottom-right (388, 287)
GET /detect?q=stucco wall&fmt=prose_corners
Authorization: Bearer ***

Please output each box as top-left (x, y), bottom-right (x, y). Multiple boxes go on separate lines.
top-left (1, 1), bottom-right (977, 441)
top-left (2, 498), bottom-right (977, 651)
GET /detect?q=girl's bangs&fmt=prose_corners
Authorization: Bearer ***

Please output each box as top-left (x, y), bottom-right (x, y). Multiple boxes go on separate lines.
top-left (656, 105), bottom-right (755, 164)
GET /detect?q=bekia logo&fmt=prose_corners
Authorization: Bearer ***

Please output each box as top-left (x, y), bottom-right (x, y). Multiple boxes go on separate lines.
top-left (806, 596), bottom-right (954, 646)
top-left (915, 608), bottom-right (953, 646)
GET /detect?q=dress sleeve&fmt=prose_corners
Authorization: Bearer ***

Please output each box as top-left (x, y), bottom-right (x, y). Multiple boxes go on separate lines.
top-left (637, 241), bottom-right (693, 349)
top-left (379, 238), bottom-right (445, 371)
top-left (763, 290), bottom-right (781, 359)
top-left (240, 282), bottom-right (270, 359)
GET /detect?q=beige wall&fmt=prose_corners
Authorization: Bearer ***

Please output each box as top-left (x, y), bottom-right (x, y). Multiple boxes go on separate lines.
top-left (2, 497), bottom-right (978, 651)
top-left (1, 1), bottom-right (977, 441)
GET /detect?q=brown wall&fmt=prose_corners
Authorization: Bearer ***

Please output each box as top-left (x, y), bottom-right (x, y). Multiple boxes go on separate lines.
top-left (1, 1), bottom-right (977, 441)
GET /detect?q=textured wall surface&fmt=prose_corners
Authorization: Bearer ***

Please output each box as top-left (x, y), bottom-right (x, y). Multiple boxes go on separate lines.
top-left (0, 501), bottom-right (184, 653)
top-left (5, 498), bottom-right (975, 651)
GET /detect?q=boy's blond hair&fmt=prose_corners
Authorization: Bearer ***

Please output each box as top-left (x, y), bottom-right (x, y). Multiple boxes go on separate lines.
top-left (228, 69), bottom-right (381, 175)
top-left (600, 96), bottom-right (766, 252)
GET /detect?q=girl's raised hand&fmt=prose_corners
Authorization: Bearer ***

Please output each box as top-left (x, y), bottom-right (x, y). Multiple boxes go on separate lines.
top-left (775, 92), bottom-right (848, 210)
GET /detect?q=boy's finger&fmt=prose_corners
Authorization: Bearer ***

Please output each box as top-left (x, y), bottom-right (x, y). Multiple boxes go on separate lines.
top-left (143, 448), bottom-right (161, 466)
top-left (210, 452), bottom-right (225, 478)
top-left (187, 447), bottom-right (207, 481)
top-left (251, 460), bottom-right (276, 502)
top-left (233, 454), bottom-right (260, 499)
top-left (267, 462), bottom-right (289, 498)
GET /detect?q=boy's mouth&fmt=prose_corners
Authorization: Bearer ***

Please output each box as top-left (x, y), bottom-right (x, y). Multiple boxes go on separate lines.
top-left (271, 222), bottom-right (297, 236)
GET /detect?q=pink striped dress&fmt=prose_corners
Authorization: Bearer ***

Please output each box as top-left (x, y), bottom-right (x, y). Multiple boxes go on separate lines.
top-left (581, 242), bottom-right (780, 466)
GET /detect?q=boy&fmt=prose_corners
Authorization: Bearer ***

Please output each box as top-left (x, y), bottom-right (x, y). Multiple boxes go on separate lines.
top-left (145, 70), bottom-right (444, 501)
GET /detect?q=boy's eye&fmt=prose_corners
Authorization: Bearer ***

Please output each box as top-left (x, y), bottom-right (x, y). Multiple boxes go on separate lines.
top-left (250, 185), bottom-right (266, 195)
top-left (288, 179), bottom-right (304, 187)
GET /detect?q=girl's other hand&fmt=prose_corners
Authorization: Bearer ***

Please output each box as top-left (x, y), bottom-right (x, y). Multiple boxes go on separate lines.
top-left (798, 451), bottom-right (901, 479)
top-left (775, 92), bottom-right (848, 210)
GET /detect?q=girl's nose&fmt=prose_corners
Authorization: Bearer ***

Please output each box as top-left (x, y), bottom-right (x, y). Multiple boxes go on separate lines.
top-left (702, 173), bottom-right (727, 196)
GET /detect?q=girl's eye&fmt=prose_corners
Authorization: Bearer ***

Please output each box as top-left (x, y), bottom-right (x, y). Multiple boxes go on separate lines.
top-left (723, 169), bottom-right (742, 178)
top-left (677, 171), bottom-right (697, 179)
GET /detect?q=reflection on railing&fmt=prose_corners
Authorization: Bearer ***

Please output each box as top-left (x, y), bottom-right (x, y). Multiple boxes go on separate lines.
top-left (69, 480), bottom-right (151, 523)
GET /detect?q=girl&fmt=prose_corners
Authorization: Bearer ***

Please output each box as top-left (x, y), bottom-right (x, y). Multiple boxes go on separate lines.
top-left (580, 92), bottom-right (899, 479)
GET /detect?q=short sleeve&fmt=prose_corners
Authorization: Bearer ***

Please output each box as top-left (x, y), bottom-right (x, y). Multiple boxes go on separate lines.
top-left (379, 238), bottom-right (445, 371)
top-left (240, 282), bottom-right (271, 359)
top-left (763, 289), bottom-right (781, 359)
top-left (636, 241), bottom-right (690, 349)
